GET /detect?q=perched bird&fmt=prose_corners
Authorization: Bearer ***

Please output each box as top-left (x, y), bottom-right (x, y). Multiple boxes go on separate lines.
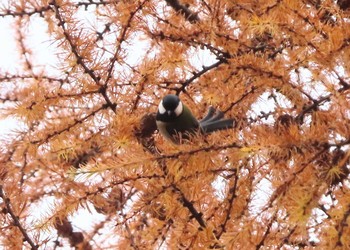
top-left (156, 94), bottom-right (234, 144)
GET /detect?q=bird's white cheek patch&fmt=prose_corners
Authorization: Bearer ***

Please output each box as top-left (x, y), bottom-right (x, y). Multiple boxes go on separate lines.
top-left (158, 100), bottom-right (166, 114)
top-left (174, 101), bottom-right (183, 117)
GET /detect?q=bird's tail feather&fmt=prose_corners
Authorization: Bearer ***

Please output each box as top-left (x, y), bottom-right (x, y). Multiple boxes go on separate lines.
top-left (199, 106), bottom-right (216, 123)
top-left (200, 107), bottom-right (226, 125)
top-left (200, 119), bottom-right (234, 133)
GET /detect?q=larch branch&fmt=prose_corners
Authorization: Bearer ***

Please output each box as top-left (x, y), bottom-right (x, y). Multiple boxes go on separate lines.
top-left (164, 0), bottom-right (200, 23)
top-left (336, 204), bottom-right (350, 247)
top-left (31, 104), bottom-right (107, 145)
top-left (171, 184), bottom-right (207, 228)
top-left (256, 212), bottom-right (277, 249)
top-left (176, 59), bottom-right (227, 94)
top-left (0, 185), bottom-right (38, 250)
top-left (215, 168), bottom-right (238, 239)
top-left (50, 0), bottom-right (116, 112)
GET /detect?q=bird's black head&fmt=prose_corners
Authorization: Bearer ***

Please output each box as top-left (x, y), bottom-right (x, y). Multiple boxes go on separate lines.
top-left (156, 94), bottom-right (183, 122)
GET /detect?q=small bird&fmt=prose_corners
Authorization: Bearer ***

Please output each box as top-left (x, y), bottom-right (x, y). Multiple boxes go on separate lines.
top-left (156, 94), bottom-right (234, 144)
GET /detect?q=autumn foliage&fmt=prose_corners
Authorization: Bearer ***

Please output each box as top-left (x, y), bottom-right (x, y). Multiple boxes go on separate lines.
top-left (1, 0), bottom-right (350, 249)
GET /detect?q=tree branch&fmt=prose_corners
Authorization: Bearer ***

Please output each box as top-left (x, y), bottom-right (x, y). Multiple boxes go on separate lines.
top-left (0, 185), bottom-right (38, 250)
top-left (255, 212), bottom-right (277, 249)
top-left (171, 184), bottom-right (206, 228)
top-left (0, 5), bottom-right (52, 17)
top-left (104, 1), bottom-right (147, 87)
top-left (164, 0), bottom-right (200, 23)
top-left (215, 168), bottom-right (238, 239)
top-left (295, 94), bottom-right (331, 123)
top-left (176, 59), bottom-right (227, 94)
top-left (31, 104), bottom-right (107, 145)
top-left (50, 0), bottom-right (116, 112)
top-left (336, 204), bottom-right (350, 247)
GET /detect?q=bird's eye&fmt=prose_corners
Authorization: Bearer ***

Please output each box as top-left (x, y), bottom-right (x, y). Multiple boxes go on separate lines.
top-left (158, 100), bottom-right (166, 114)
top-left (174, 101), bottom-right (183, 117)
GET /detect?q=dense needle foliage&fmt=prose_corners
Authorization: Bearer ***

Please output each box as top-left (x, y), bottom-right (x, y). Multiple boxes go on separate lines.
top-left (1, 0), bottom-right (350, 249)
